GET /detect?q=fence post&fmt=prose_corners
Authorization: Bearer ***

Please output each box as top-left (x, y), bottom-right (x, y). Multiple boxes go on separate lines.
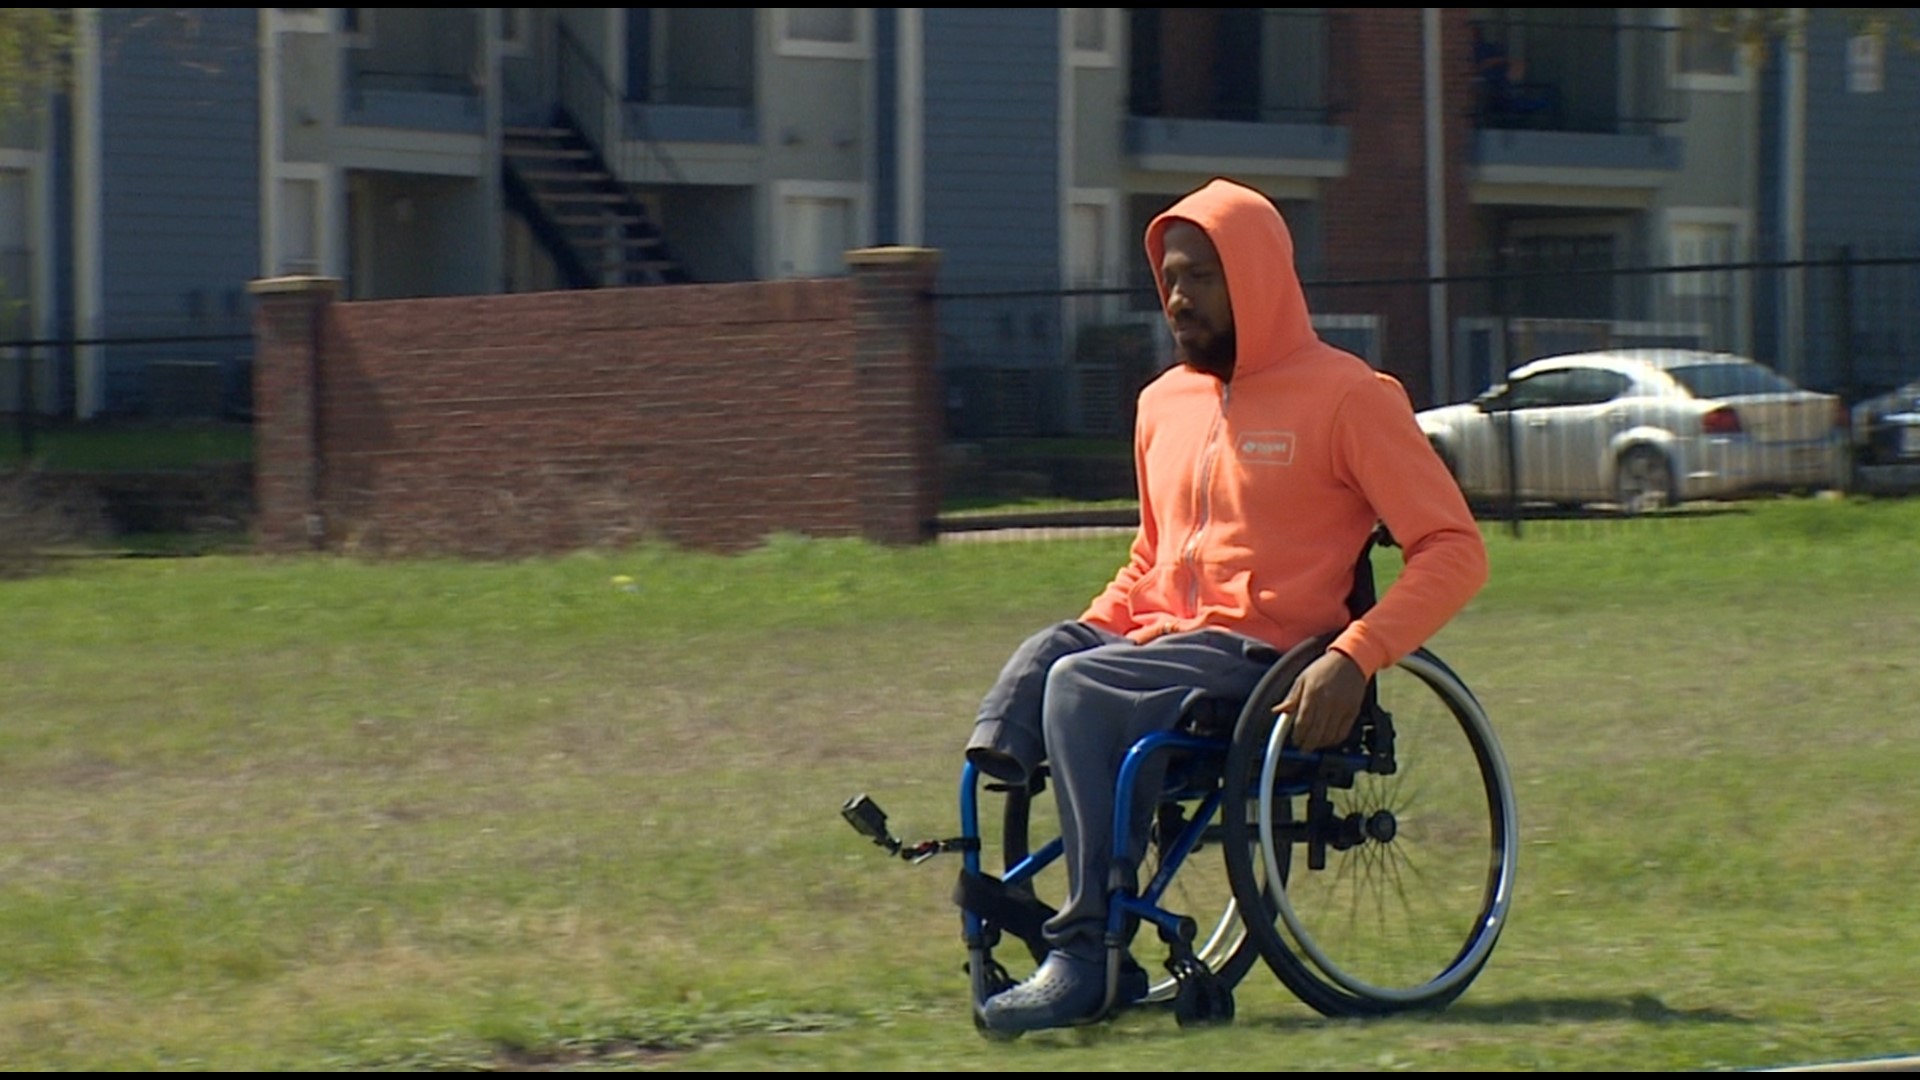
top-left (845, 246), bottom-right (943, 546)
top-left (247, 275), bottom-right (339, 553)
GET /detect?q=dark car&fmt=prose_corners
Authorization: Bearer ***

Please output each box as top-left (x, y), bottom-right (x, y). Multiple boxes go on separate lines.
top-left (1852, 381), bottom-right (1920, 467)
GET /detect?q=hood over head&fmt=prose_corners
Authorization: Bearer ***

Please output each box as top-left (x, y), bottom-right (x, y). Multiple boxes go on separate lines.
top-left (1145, 178), bottom-right (1318, 380)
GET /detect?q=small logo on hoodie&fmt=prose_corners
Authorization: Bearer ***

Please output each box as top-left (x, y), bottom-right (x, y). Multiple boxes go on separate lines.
top-left (1236, 431), bottom-right (1296, 466)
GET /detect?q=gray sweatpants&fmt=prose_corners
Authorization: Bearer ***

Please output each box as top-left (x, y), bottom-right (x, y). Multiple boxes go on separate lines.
top-left (965, 621), bottom-right (1280, 948)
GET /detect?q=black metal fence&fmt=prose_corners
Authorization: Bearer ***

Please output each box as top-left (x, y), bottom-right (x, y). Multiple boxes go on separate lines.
top-left (935, 246), bottom-right (1920, 516)
top-left (937, 247), bottom-right (1920, 434)
top-left (1, 326), bottom-right (253, 457)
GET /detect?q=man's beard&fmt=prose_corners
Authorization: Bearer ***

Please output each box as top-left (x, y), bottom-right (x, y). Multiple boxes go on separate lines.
top-left (1178, 328), bottom-right (1236, 381)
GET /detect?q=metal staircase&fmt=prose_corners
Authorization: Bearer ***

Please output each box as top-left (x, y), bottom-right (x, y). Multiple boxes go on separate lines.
top-left (502, 120), bottom-right (691, 288)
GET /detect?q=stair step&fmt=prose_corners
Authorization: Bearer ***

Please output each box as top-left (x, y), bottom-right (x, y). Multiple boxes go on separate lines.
top-left (504, 126), bottom-right (574, 140)
top-left (506, 148), bottom-right (595, 164)
top-left (534, 191), bottom-right (635, 204)
top-left (516, 168), bottom-right (614, 183)
top-left (550, 212), bottom-right (649, 227)
top-left (602, 264), bottom-right (683, 280)
top-left (569, 235), bottom-right (666, 251)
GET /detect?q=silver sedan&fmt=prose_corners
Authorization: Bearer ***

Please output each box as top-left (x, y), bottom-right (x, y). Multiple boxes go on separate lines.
top-left (1417, 350), bottom-right (1850, 513)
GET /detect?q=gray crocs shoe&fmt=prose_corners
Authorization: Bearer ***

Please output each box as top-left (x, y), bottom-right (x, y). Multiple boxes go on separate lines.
top-left (979, 947), bottom-right (1110, 1036)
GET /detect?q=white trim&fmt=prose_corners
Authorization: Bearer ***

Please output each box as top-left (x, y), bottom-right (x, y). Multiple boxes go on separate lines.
top-left (774, 8), bottom-right (871, 61)
top-left (1665, 8), bottom-right (1754, 93)
top-left (1781, 9), bottom-right (1807, 383)
top-left (264, 10), bottom-right (342, 281)
top-left (1068, 8), bottom-right (1120, 69)
top-left (896, 9), bottom-right (923, 246)
top-left (275, 8), bottom-right (329, 35)
top-left (771, 180), bottom-right (871, 278)
top-left (608, 8), bottom-right (627, 102)
top-left (259, 9), bottom-right (280, 279)
top-left (73, 8), bottom-right (103, 418)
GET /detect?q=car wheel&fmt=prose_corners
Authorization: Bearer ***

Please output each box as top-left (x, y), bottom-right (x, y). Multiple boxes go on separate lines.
top-left (1614, 446), bottom-right (1674, 515)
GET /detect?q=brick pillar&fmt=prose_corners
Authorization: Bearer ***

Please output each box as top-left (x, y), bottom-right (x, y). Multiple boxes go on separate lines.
top-left (846, 247), bottom-right (943, 546)
top-left (247, 276), bottom-right (339, 553)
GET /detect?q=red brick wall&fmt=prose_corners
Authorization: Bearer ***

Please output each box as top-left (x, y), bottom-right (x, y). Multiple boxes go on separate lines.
top-left (1322, 8), bottom-right (1478, 407)
top-left (250, 250), bottom-right (943, 558)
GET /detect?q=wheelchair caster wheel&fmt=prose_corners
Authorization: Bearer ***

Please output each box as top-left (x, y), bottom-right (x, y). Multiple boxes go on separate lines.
top-left (1170, 960), bottom-right (1235, 1028)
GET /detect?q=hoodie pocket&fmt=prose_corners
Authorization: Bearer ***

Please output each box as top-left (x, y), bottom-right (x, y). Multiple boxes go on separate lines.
top-left (1125, 564), bottom-right (1181, 619)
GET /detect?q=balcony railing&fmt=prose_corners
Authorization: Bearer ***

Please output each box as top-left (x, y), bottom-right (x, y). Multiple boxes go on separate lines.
top-left (1470, 17), bottom-right (1686, 136)
top-left (343, 62), bottom-right (482, 133)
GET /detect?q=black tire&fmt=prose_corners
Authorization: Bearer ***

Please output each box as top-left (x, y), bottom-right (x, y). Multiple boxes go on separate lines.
top-left (1614, 445), bottom-right (1675, 514)
top-left (992, 760), bottom-right (1261, 1005)
top-left (1220, 643), bottom-right (1518, 1017)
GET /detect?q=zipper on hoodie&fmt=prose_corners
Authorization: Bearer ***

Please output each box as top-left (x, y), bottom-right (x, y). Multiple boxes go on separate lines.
top-left (1182, 384), bottom-right (1229, 616)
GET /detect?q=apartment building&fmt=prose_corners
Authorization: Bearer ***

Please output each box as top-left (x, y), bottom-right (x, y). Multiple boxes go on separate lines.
top-left (2, 8), bottom-right (1911, 423)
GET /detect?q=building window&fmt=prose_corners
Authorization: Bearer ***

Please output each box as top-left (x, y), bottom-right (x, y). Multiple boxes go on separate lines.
top-left (1847, 33), bottom-right (1885, 94)
top-left (1677, 9), bottom-right (1737, 75)
top-left (1668, 217), bottom-right (1745, 353)
top-left (0, 167), bottom-right (31, 321)
top-left (1673, 8), bottom-right (1749, 91)
top-left (777, 8), bottom-right (868, 59)
top-left (277, 176), bottom-right (320, 275)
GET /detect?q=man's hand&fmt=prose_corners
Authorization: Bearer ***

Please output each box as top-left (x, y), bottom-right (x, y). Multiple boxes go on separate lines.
top-left (1273, 649), bottom-right (1367, 751)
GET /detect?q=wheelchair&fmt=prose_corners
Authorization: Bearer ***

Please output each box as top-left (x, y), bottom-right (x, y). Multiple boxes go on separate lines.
top-left (842, 529), bottom-right (1518, 1033)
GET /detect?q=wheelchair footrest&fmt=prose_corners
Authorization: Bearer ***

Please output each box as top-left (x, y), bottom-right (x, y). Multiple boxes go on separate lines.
top-left (954, 869), bottom-right (1055, 965)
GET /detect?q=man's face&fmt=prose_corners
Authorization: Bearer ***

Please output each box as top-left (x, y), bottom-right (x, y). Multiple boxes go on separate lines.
top-left (1160, 221), bottom-right (1236, 379)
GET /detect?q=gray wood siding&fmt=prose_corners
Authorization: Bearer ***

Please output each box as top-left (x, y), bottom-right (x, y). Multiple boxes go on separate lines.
top-left (921, 8), bottom-right (1059, 290)
top-left (96, 9), bottom-right (259, 412)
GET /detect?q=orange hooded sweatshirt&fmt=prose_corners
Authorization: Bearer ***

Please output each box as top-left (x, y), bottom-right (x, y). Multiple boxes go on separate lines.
top-left (1080, 179), bottom-right (1488, 677)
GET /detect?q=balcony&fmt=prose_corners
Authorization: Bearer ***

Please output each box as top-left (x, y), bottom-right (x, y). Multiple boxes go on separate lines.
top-left (1126, 8), bottom-right (1349, 174)
top-left (1469, 14), bottom-right (1685, 180)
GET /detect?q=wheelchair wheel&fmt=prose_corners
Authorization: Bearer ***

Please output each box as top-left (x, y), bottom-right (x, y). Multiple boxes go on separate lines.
top-left (993, 768), bottom-right (1258, 1005)
top-left (1220, 644), bottom-right (1518, 1017)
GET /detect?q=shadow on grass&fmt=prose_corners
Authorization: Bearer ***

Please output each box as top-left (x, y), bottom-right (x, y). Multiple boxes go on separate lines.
top-left (1416, 993), bottom-right (1753, 1026)
top-left (1225, 993), bottom-right (1753, 1032)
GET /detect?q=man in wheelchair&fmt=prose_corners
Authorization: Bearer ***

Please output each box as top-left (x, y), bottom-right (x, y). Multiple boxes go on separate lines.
top-left (962, 177), bottom-right (1489, 1036)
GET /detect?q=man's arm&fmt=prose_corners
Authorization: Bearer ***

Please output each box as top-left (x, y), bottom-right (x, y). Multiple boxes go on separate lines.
top-left (1328, 371), bottom-right (1489, 677)
top-left (1279, 373), bottom-right (1488, 750)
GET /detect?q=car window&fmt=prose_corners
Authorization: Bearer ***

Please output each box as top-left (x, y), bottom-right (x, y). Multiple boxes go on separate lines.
top-left (1668, 362), bottom-right (1796, 399)
top-left (1567, 368), bottom-right (1632, 405)
top-left (1506, 368), bottom-right (1624, 409)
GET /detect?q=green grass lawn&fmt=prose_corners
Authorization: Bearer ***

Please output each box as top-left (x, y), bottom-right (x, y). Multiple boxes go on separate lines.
top-left (2, 497), bottom-right (1918, 1070)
